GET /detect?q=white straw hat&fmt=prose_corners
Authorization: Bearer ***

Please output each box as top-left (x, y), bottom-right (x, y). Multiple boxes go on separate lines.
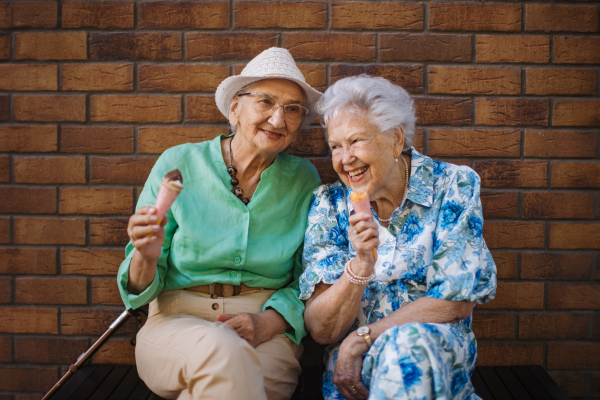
top-left (215, 47), bottom-right (322, 126)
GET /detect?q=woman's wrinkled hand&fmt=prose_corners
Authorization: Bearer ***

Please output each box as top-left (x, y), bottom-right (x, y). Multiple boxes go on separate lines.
top-left (333, 333), bottom-right (371, 399)
top-left (127, 206), bottom-right (167, 263)
top-left (348, 212), bottom-right (379, 273)
top-left (217, 312), bottom-right (270, 348)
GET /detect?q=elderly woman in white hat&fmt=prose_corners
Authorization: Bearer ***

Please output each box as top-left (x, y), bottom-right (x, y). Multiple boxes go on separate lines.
top-left (117, 47), bottom-right (322, 400)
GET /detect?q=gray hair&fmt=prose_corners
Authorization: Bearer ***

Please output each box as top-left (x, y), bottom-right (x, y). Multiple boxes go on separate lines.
top-left (317, 75), bottom-right (416, 151)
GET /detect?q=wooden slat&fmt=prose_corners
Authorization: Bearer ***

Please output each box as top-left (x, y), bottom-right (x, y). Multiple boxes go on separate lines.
top-left (69, 364), bottom-right (115, 399)
top-left (108, 365), bottom-right (143, 400)
top-left (495, 366), bottom-right (534, 400)
top-left (50, 365), bottom-right (98, 400)
top-left (478, 366), bottom-right (513, 400)
top-left (471, 368), bottom-right (494, 400)
top-left (89, 365), bottom-right (132, 400)
top-left (527, 366), bottom-right (572, 400)
top-left (128, 380), bottom-right (152, 400)
top-left (512, 366), bottom-right (553, 400)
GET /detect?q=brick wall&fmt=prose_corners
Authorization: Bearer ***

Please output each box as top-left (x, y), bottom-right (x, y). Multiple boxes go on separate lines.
top-left (0, 0), bottom-right (598, 399)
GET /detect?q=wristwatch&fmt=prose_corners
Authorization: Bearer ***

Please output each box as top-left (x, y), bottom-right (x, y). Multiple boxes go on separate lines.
top-left (356, 326), bottom-right (372, 348)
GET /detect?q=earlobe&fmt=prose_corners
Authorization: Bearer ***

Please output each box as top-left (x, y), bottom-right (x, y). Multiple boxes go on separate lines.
top-left (394, 126), bottom-right (405, 153)
top-left (229, 100), bottom-right (239, 127)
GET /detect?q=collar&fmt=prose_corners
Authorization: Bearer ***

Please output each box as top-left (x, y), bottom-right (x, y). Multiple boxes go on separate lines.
top-left (405, 147), bottom-right (434, 208)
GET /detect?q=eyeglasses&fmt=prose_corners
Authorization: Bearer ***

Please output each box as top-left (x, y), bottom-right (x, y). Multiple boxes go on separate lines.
top-left (237, 92), bottom-right (309, 125)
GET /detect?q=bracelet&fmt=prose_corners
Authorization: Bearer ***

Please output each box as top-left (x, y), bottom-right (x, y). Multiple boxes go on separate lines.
top-left (344, 259), bottom-right (375, 285)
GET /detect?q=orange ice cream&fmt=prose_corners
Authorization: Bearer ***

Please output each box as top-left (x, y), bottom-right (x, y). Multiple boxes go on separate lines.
top-left (350, 192), bottom-right (377, 261)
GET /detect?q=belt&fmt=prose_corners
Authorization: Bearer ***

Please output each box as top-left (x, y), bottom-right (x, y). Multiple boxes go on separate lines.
top-left (184, 283), bottom-right (263, 298)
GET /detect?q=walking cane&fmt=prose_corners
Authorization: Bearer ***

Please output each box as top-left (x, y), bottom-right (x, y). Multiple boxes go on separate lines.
top-left (41, 308), bottom-right (141, 400)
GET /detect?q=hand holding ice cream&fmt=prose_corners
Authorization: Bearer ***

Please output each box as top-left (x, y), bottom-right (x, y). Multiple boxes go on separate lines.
top-left (349, 191), bottom-right (379, 265)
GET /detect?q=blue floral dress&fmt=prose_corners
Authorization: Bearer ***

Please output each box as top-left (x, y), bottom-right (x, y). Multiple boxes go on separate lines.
top-left (299, 148), bottom-right (497, 400)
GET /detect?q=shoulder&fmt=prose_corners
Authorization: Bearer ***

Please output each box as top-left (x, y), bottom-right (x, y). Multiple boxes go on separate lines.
top-left (277, 153), bottom-right (321, 187)
top-left (432, 160), bottom-right (480, 190)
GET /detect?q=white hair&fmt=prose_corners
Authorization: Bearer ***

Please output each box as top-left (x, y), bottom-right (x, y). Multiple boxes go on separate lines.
top-left (317, 75), bottom-right (416, 150)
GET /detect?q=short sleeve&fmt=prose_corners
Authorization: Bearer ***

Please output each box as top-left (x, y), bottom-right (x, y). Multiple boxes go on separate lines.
top-left (425, 168), bottom-right (497, 305)
top-left (299, 183), bottom-right (350, 300)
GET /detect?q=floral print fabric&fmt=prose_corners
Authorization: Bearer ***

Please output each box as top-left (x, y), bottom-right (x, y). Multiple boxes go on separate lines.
top-left (299, 148), bottom-right (497, 400)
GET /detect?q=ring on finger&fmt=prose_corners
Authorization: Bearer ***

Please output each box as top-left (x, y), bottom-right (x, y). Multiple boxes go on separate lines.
top-left (350, 386), bottom-right (357, 393)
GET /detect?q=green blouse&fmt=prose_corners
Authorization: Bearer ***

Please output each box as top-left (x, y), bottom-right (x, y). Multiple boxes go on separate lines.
top-left (117, 135), bottom-right (321, 344)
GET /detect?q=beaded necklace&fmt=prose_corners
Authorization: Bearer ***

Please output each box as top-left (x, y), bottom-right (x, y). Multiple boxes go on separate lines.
top-left (227, 137), bottom-right (251, 205)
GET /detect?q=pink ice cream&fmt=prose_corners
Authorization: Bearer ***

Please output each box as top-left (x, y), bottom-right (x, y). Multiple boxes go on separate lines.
top-left (350, 192), bottom-right (377, 261)
top-left (154, 169), bottom-right (183, 224)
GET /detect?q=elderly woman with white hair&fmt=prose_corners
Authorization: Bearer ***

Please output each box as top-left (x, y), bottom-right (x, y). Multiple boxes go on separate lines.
top-left (118, 48), bottom-right (322, 400)
top-left (300, 75), bottom-right (497, 400)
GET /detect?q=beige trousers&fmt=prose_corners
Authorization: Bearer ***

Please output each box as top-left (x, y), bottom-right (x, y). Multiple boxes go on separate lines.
top-left (135, 289), bottom-right (303, 400)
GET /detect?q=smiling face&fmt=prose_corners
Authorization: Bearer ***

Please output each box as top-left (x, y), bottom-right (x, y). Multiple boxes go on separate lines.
top-left (228, 78), bottom-right (306, 158)
top-left (328, 108), bottom-right (405, 201)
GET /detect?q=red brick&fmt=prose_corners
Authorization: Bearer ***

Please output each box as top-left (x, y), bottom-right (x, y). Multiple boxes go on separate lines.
top-left (412, 129), bottom-right (424, 153)
top-left (139, 64), bottom-right (229, 92)
top-left (0, 64), bottom-right (57, 91)
top-left (0, 187), bottom-right (56, 214)
top-left (491, 252), bottom-right (517, 279)
top-left (479, 282), bottom-right (544, 309)
top-left (14, 95), bottom-right (86, 122)
top-left (298, 65), bottom-right (327, 92)
top-left (91, 33), bottom-right (181, 61)
top-left (61, 308), bottom-right (136, 335)
top-left (0, 126), bottom-right (57, 152)
top-left (0, 337), bottom-right (10, 362)
top-left (553, 100), bottom-right (600, 127)
top-left (90, 218), bottom-right (129, 246)
top-left (524, 192), bottom-right (594, 219)
top-left (185, 96), bottom-right (228, 123)
top-left (62, 64), bottom-right (133, 92)
top-left (380, 34), bottom-right (471, 62)
top-left (552, 162), bottom-right (600, 188)
top-left (472, 312), bottom-right (514, 339)
top-left (62, 249), bottom-right (123, 276)
top-left (554, 37), bottom-right (600, 64)
top-left (429, 66), bottom-right (520, 95)
top-left (16, 277), bottom-right (87, 305)
top-left (308, 158), bottom-right (337, 184)
top-left (0, 248), bottom-right (56, 275)
top-left (0, 35), bottom-right (9, 60)
top-left (430, 3), bottom-right (520, 31)
top-left (15, 337), bottom-right (88, 364)
top-left (286, 128), bottom-right (328, 157)
top-left (0, 218), bottom-right (9, 244)
top-left (91, 95), bottom-right (181, 123)
top-left (13, 217), bottom-right (86, 245)
top-left (0, 278), bottom-right (10, 303)
top-left (92, 339), bottom-right (135, 364)
top-left (61, 126), bottom-right (134, 154)
top-left (62, 1), bottom-right (133, 28)
top-left (527, 68), bottom-right (597, 95)
top-left (591, 373), bottom-right (600, 397)
top-left (476, 98), bottom-right (549, 126)
top-left (414, 98), bottom-right (471, 125)
top-left (550, 224), bottom-right (600, 249)
top-left (484, 221), bottom-right (545, 249)
top-left (235, 1), bottom-right (324, 28)
top-left (284, 33), bottom-right (376, 61)
top-left (60, 188), bottom-right (133, 215)
top-left (14, 157), bottom-right (85, 184)
top-left (524, 130), bottom-right (597, 158)
top-left (522, 253), bottom-right (593, 280)
top-left (477, 35), bottom-right (549, 63)
top-left (429, 129), bottom-right (520, 157)
top-left (90, 157), bottom-right (156, 185)
top-left (13, 2), bottom-right (57, 28)
top-left (548, 372), bottom-right (586, 398)
top-left (140, 1), bottom-right (229, 28)
top-left (0, 96), bottom-right (9, 121)
top-left (331, 2), bottom-right (422, 29)
top-left (0, 3), bottom-right (9, 28)
top-left (330, 65), bottom-right (423, 94)
top-left (138, 127), bottom-right (226, 154)
top-left (477, 344), bottom-right (543, 366)
top-left (92, 278), bottom-right (122, 305)
top-left (187, 33), bottom-right (277, 61)
top-left (519, 313), bottom-right (589, 339)
top-left (526, 5), bottom-right (599, 32)
top-left (474, 161), bottom-right (547, 188)
top-left (0, 307), bottom-right (58, 334)
top-left (481, 191), bottom-right (519, 219)
top-left (548, 283), bottom-right (600, 309)
top-left (0, 156), bottom-right (7, 183)
top-left (15, 33), bottom-right (86, 60)
top-left (0, 367), bottom-right (57, 391)
top-left (548, 344), bottom-right (600, 369)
